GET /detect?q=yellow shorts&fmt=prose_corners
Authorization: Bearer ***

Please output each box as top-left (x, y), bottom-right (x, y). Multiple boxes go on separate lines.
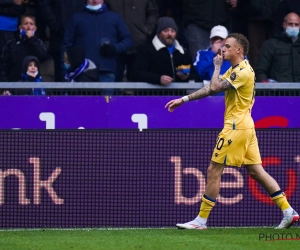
top-left (211, 128), bottom-right (262, 167)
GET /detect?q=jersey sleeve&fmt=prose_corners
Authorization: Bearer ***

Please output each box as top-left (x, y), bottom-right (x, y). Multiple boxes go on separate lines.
top-left (224, 68), bottom-right (249, 90)
top-left (221, 68), bottom-right (231, 81)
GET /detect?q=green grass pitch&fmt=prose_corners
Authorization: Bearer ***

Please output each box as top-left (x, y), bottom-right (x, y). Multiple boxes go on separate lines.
top-left (1, 227), bottom-right (300, 250)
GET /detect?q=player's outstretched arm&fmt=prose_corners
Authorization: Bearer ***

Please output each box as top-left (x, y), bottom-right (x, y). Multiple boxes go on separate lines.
top-left (165, 85), bottom-right (212, 112)
top-left (165, 53), bottom-right (231, 113)
top-left (188, 85), bottom-right (211, 100)
top-left (165, 98), bottom-right (183, 112)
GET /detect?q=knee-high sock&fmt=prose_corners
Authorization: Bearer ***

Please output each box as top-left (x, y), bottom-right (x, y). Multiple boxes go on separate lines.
top-left (271, 191), bottom-right (291, 211)
top-left (199, 195), bottom-right (216, 219)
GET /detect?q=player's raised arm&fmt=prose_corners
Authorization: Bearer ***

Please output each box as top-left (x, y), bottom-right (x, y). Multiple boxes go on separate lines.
top-left (165, 48), bottom-right (232, 112)
top-left (210, 49), bottom-right (231, 93)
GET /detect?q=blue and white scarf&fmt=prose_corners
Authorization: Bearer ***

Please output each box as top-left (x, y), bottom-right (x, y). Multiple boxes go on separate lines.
top-left (21, 73), bottom-right (45, 95)
top-left (65, 59), bottom-right (89, 82)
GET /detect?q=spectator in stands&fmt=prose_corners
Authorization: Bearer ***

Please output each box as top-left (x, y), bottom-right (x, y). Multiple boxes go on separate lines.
top-left (182, 0), bottom-right (230, 60)
top-left (23, 1), bottom-right (46, 42)
top-left (255, 12), bottom-right (300, 83)
top-left (64, 46), bottom-right (98, 82)
top-left (105, 0), bottom-right (159, 82)
top-left (230, 0), bottom-right (281, 69)
top-left (0, 0), bottom-right (25, 53)
top-left (132, 17), bottom-right (199, 85)
top-left (156, 0), bottom-right (186, 48)
top-left (38, 0), bottom-right (86, 81)
top-left (2, 55), bottom-right (45, 95)
top-left (20, 55), bottom-right (45, 95)
top-left (194, 25), bottom-right (231, 82)
top-left (62, 0), bottom-right (133, 84)
top-left (0, 14), bottom-right (48, 82)
top-left (274, 0), bottom-right (300, 36)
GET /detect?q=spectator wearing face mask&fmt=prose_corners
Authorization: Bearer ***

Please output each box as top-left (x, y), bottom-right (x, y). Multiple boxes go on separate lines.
top-left (20, 55), bottom-right (45, 95)
top-left (255, 12), bottom-right (300, 82)
top-left (2, 55), bottom-right (45, 96)
top-left (62, 0), bottom-right (133, 84)
top-left (274, 0), bottom-right (300, 36)
top-left (0, 14), bottom-right (48, 82)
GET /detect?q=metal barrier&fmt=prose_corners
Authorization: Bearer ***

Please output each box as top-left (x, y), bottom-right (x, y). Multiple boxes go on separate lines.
top-left (1, 82), bottom-right (300, 96)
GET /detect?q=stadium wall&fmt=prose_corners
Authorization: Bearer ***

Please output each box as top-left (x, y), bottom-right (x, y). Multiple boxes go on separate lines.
top-left (0, 96), bottom-right (299, 129)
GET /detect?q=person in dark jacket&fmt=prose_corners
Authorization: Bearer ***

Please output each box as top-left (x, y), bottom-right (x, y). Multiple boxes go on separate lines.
top-left (64, 46), bottom-right (98, 82)
top-left (0, 0), bottom-right (25, 53)
top-left (132, 17), bottom-right (199, 85)
top-left (105, 0), bottom-right (159, 82)
top-left (62, 0), bottom-right (133, 83)
top-left (0, 14), bottom-right (48, 82)
top-left (1, 55), bottom-right (44, 95)
top-left (230, 0), bottom-right (281, 69)
top-left (255, 12), bottom-right (300, 83)
top-left (183, 0), bottom-right (230, 60)
top-left (19, 55), bottom-right (45, 95)
top-left (38, 0), bottom-right (86, 81)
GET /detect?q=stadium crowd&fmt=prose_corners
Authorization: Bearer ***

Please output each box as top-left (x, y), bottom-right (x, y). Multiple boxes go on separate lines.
top-left (0, 0), bottom-right (300, 94)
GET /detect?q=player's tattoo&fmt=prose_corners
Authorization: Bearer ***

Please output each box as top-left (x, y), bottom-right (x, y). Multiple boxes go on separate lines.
top-left (188, 80), bottom-right (231, 101)
top-left (187, 61), bottom-right (231, 101)
top-left (210, 63), bottom-right (221, 87)
top-left (213, 57), bottom-right (223, 67)
top-left (189, 86), bottom-right (211, 100)
top-left (217, 80), bottom-right (231, 92)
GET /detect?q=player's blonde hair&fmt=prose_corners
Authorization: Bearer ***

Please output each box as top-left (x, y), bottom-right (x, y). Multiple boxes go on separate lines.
top-left (227, 33), bottom-right (249, 56)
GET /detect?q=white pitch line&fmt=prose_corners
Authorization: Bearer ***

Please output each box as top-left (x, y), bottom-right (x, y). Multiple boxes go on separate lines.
top-left (0, 227), bottom-right (278, 232)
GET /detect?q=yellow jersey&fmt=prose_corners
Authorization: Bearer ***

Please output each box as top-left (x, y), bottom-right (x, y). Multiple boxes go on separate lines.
top-left (221, 59), bottom-right (255, 130)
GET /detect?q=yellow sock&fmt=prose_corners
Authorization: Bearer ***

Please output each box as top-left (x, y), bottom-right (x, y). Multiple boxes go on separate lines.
top-left (199, 195), bottom-right (216, 219)
top-left (271, 192), bottom-right (291, 211)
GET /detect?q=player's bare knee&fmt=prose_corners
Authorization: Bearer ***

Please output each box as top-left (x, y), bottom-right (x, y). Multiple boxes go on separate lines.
top-left (207, 161), bottom-right (224, 181)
